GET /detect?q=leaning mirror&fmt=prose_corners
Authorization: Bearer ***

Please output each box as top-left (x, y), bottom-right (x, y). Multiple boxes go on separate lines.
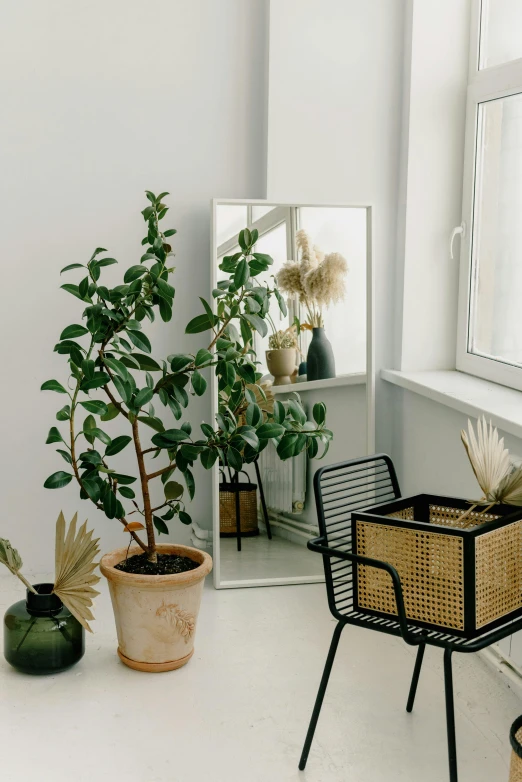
top-left (210, 200), bottom-right (373, 588)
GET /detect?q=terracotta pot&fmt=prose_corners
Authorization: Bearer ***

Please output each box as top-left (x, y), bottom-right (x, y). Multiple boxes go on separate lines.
top-left (100, 543), bottom-right (212, 673)
top-left (266, 348), bottom-right (297, 385)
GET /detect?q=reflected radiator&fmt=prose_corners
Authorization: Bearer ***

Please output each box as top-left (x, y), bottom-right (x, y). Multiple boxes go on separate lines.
top-left (258, 441), bottom-right (306, 514)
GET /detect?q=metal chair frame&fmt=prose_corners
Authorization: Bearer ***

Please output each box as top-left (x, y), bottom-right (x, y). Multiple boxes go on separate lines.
top-left (299, 454), bottom-right (522, 782)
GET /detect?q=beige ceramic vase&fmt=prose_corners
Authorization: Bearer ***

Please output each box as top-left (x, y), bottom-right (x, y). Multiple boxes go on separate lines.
top-left (100, 543), bottom-right (212, 673)
top-left (266, 348), bottom-right (297, 386)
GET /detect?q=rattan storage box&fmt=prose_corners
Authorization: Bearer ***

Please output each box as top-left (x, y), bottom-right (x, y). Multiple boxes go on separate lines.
top-left (352, 494), bottom-right (522, 637)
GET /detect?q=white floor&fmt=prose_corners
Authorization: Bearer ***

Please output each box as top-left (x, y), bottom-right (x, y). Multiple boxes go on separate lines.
top-left (220, 532), bottom-right (324, 581)
top-left (1, 573), bottom-right (521, 782)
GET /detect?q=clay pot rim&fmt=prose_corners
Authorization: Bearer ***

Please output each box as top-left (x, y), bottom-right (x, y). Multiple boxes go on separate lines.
top-left (265, 347), bottom-right (297, 354)
top-left (100, 543), bottom-right (213, 589)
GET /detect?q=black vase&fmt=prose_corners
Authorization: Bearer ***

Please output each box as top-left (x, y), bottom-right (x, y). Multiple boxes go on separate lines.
top-left (306, 327), bottom-right (335, 381)
top-left (4, 583), bottom-right (84, 675)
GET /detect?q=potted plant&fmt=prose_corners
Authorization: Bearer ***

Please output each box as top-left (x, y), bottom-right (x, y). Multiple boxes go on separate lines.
top-left (42, 192), bottom-right (333, 672)
top-left (277, 229), bottom-right (348, 381)
top-left (266, 324), bottom-right (299, 385)
top-left (2, 513), bottom-right (99, 674)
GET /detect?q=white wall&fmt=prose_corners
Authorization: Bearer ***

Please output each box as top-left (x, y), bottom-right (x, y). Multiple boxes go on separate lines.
top-left (266, 0), bottom-right (406, 455)
top-left (0, 0), bottom-right (268, 570)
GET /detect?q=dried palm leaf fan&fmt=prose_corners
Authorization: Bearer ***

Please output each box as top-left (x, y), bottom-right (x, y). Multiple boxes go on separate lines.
top-left (0, 512), bottom-right (100, 632)
top-left (460, 416), bottom-right (522, 524)
top-left (53, 511), bottom-right (101, 632)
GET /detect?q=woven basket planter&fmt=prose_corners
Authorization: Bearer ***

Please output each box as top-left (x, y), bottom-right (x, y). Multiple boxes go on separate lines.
top-left (219, 473), bottom-right (259, 537)
top-left (352, 494), bottom-right (522, 637)
top-left (510, 715), bottom-right (522, 782)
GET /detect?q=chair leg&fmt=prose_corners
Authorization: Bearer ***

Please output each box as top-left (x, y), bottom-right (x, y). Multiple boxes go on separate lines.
top-left (406, 643), bottom-right (425, 713)
top-left (444, 648), bottom-right (458, 782)
top-left (299, 622), bottom-right (345, 771)
top-left (254, 458), bottom-right (272, 540)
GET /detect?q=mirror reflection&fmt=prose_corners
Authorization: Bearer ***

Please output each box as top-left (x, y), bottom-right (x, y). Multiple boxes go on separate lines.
top-left (212, 201), bottom-right (372, 587)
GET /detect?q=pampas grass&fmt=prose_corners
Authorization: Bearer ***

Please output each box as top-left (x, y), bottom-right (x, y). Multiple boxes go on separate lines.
top-left (277, 229), bottom-right (348, 327)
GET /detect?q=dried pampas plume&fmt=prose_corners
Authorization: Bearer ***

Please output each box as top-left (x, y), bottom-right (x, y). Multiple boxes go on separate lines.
top-left (304, 251), bottom-right (348, 307)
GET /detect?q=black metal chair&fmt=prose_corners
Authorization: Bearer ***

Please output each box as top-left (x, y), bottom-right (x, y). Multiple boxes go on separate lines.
top-left (299, 454), bottom-right (522, 782)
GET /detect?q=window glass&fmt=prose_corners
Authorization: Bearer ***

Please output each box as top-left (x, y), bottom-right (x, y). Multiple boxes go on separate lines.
top-left (298, 207), bottom-right (367, 375)
top-left (252, 205), bottom-right (276, 222)
top-left (216, 205), bottom-right (247, 247)
top-left (480, 0), bottom-right (522, 69)
top-left (468, 93), bottom-right (522, 367)
top-left (254, 222), bottom-right (290, 375)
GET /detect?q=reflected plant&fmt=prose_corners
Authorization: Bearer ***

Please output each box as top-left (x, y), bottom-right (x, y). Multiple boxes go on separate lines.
top-left (42, 193), bottom-right (333, 564)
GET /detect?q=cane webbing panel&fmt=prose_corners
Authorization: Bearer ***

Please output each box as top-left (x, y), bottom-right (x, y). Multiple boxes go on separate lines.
top-left (356, 521), bottom-right (464, 630)
top-left (387, 507), bottom-right (414, 520)
top-left (510, 727), bottom-right (522, 782)
top-left (428, 504), bottom-right (500, 529)
top-left (219, 488), bottom-right (258, 534)
top-left (476, 520), bottom-right (522, 629)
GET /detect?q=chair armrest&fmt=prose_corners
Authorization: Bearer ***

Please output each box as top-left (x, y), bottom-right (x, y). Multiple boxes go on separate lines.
top-left (307, 536), bottom-right (419, 646)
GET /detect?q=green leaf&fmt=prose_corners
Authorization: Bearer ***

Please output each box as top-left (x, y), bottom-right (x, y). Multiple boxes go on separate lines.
top-left (183, 468), bottom-right (195, 500)
top-left (185, 313), bottom-right (212, 334)
top-left (227, 446), bottom-right (242, 472)
top-left (41, 379), bottom-right (68, 394)
top-left (252, 252), bottom-right (273, 265)
top-left (112, 375), bottom-right (131, 404)
top-left (313, 402), bottom-right (326, 426)
top-left (103, 356), bottom-right (130, 382)
top-left (237, 426), bottom-right (259, 449)
top-left (56, 405), bottom-right (71, 421)
top-left (92, 428), bottom-right (111, 445)
top-left (81, 359), bottom-right (95, 379)
top-left (273, 400), bottom-right (286, 424)
top-left (105, 436), bottom-right (132, 456)
top-left (151, 429), bottom-right (188, 449)
top-left (307, 437), bottom-right (319, 459)
top-left (161, 507), bottom-right (176, 521)
top-left (81, 372), bottom-right (111, 391)
top-left (46, 427), bottom-right (64, 444)
top-left (170, 354), bottom-right (193, 373)
top-left (44, 471), bottom-right (73, 489)
top-left (245, 403), bottom-right (262, 427)
top-left (179, 511), bottom-right (192, 526)
top-left (199, 448), bottom-right (217, 470)
top-left (56, 448), bottom-right (72, 464)
top-left (100, 403), bottom-right (120, 421)
top-left (275, 289), bottom-right (288, 317)
top-left (163, 229), bottom-right (176, 237)
top-left (118, 486), bottom-right (135, 499)
top-left (238, 228), bottom-right (251, 251)
top-left (257, 423), bottom-right (285, 439)
top-left (79, 400), bottom-right (109, 415)
top-left (288, 398), bottom-right (306, 425)
top-left (134, 387), bottom-right (154, 409)
top-left (124, 265), bottom-right (148, 283)
top-left (111, 473), bottom-right (137, 485)
top-left (276, 434), bottom-right (298, 460)
top-left (96, 257), bottom-right (118, 268)
top-left (192, 369), bottom-right (207, 396)
top-left (60, 283), bottom-right (85, 301)
top-left (60, 263), bottom-right (84, 274)
top-left (138, 415), bottom-right (165, 433)
top-left (195, 348), bottom-right (212, 367)
top-left (82, 479), bottom-right (101, 502)
top-left (60, 324), bottom-right (88, 340)
top-left (82, 414), bottom-right (96, 444)
top-left (157, 279), bottom-right (175, 300)
top-left (104, 490), bottom-right (117, 519)
top-left (129, 353), bottom-right (161, 372)
top-left (153, 516), bottom-right (169, 535)
top-left (164, 481), bottom-right (184, 500)
top-left (234, 258), bottom-right (250, 288)
top-left (127, 330), bottom-right (152, 354)
top-left (79, 276), bottom-right (90, 299)
top-left (159, 297), bottom-right (172, 322)
top-left (243, 313), bottom-right (268, 338)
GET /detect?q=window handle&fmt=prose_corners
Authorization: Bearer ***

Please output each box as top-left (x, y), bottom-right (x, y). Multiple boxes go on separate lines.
top-left (450, 222), bottom-right (466, 259)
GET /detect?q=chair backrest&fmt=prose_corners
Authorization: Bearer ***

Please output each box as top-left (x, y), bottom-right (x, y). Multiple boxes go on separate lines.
top-left (313, 454), bottom-right (401, 614)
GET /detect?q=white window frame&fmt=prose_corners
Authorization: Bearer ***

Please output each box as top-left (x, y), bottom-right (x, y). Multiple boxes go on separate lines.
top-left (457, 0), bottom-right (522, 391)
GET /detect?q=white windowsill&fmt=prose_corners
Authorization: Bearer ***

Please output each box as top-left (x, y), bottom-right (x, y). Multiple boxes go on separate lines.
top-left (382, 369), bottom-right (522, 441)
top-left (271, 372), bottom-right (366, 395)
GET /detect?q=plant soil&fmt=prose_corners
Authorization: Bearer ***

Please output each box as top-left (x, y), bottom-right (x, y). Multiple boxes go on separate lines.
top-left (115, 553), bottom-right (199, 576)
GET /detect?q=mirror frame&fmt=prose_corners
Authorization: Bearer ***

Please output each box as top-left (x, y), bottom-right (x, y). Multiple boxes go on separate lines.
top-left (210, 199), bottom-right (375, 589)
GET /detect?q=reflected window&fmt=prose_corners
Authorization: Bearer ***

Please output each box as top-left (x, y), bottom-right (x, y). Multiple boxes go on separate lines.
top-left (216, 205), bottom-right (247, 247)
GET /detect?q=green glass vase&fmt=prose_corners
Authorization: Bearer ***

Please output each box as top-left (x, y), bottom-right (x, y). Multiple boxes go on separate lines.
top-left (3, 583), bottom-right (84, 675)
